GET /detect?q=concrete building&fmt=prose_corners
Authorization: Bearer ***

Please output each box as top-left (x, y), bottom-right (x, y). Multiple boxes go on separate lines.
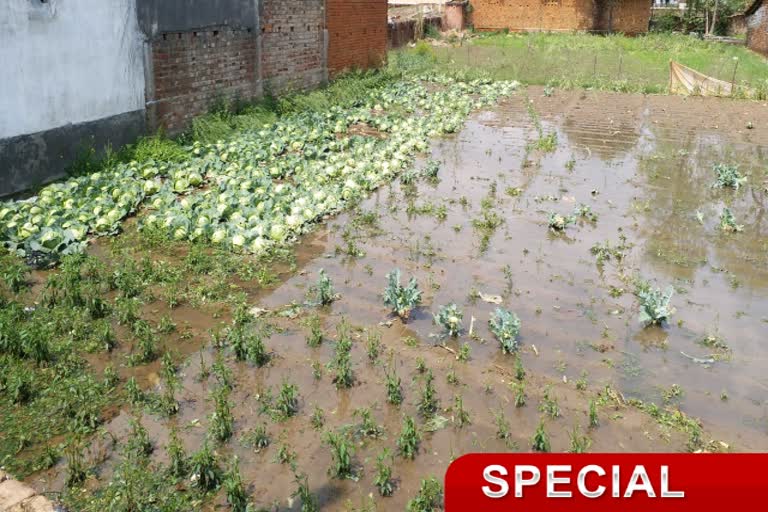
top-left (746, 0), bottom-right (768, 55)
top-left (469, 0), bottom-right (653, 35)
top-left (0, 0), bottom-right (387, 197)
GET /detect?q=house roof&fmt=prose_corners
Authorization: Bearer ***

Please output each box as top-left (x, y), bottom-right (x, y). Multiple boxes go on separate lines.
top-left (746, 0), bottom-right (763, 16)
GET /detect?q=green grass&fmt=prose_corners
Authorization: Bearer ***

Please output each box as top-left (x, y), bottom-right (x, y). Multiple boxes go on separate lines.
top-left (393, 32), bottom-right (768, 97)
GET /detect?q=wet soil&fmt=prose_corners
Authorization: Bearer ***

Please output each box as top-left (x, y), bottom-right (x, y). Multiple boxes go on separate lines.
top-left (24, 87), bottom-right (768, 510)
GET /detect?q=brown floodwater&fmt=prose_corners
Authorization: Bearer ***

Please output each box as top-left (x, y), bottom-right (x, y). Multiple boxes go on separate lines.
top-left (27, 87), bottom-right (768, 510)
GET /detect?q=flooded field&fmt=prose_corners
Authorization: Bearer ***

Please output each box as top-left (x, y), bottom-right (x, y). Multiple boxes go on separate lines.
top-left (11, 87), bottom-right (768, 510)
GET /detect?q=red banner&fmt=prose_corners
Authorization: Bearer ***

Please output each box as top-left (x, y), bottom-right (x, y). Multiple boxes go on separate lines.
top-left (445, 453), bottom-right (767, 511)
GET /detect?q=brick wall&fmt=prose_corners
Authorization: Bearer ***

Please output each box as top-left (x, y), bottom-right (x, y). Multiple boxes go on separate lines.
top-left (260, 0), bottom-right (326, 93)
top-left (747, 3), bottom-right (768, 56)
top-left (327, 0), bottom-right (388, 75)
top-left (470, 0), bottom-right (650, 34)
top-left (149, 27), bottom-right (259, 134)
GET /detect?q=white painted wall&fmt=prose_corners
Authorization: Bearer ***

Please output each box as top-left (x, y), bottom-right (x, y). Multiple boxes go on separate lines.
top-left (0, 0), bottom-right (146, 139)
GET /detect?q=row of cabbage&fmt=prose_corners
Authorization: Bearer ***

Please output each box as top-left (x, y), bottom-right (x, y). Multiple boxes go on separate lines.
top-left (0, 76), bottom-right (518, 265)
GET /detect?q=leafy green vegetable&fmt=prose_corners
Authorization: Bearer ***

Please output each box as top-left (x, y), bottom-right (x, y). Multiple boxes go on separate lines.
top-left (489, 307), bottom-right (521, 353)
top-left (712, 163), bottom-right (747, 189)
top-left (383, 268), bottom-right (422, 320)
top-left (435, 303), bottom-right (463, 337)
top-left (636, 284), bottom-right (675, 326)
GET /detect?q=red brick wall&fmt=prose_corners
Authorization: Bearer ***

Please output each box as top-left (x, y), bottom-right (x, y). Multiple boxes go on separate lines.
top-left (150, 27), bottom-right (258, 134)
top-left (470, 0), bottom-right (650, 34)
top-left (747, 3), bottom-right (768, 56)
top-left (260, 0), bottom-right (326, 92)
top-left (327, 0), bottom-right (388, 75)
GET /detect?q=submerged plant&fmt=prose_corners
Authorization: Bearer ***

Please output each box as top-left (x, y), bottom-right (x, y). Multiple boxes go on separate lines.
top-left (548, 212), bottom-right (576, 232)
top-left (719, 208), bottom-right (744, 233)
top-left (568, 425), bottom-right (592, 453)
top-left (636, 284), bottom-right (675, 326)
top-left (489, 307), bottom-right (521, 354)
top-left (397, 416), bottom-right (421, 460)
top-left (383, 269), bottom-right (422, 320)
top-left (435, 303), bottom-right (463, 337)
top-left (574, 203), bottom-right (598, 222)
top-left (385, 367), bottom-right (404, 405)
top-left (223, 457), bottom-right (249, 512)
top-left (209, 386), bottom-right (235, 442)
top-left (292, 472), bottom-right (319, 512)
top-left (303, 312), bottom-right (323, 347)
top-left (167, 427), bottom-right (187, 478)
top-left (241, 424), bottom-right (270, 450)
top-left (309, 269), bottom-right (338, 305)
top-left (189, 441), bottom-right (222, 492)
top-left (532, 419), bottom-right (551, 452)
top-left (374, 448), bottom-right (395, 497)
top-left (712, 163), bottom-right (747, 189)
top-left (407, 477), bottom-right (443, 512)
top-left (331, 327), bottom-right (354, 389)
top-left (354, 407), bottom-right (384, 439)
top-left (417, 370), bottom-right (439, 418)
top-left (324, 430), bottom-right (355, 479)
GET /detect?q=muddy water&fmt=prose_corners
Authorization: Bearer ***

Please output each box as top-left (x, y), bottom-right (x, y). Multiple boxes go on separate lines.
top-left (28, 88), bottom-right (768, 509)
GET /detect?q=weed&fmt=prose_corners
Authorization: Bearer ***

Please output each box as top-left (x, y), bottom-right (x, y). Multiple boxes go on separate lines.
top-left (324, 430), bottom-right (355, 479)
top-left (209, 386), bottom-right (235, 442)
top-left (446, 367), bottom-right (460, 386)
top-left (303, 313), bottom-right (323, 347)
top-left (311, 360), bottom-right (323, 380)
top-left (167, 427), bottom-right (187, 478)
top-left (1, 254), bottom-right (30, 293)
top-left (242, 424), bottom-right (270, 451)
top-left (513, 381), bottom-right (527, 407)
top-left (452, 394), bottom-right (471, 427)
top-left (539, 386), bottom-right (561, 419)
top-left (276, 443), bottom-right (297, 465)
top-left (489, 308), bottom-right (521, 354)
top-left (568, 425), bottom-right (592, 453)
top-left (366, 330), bottom-right (382, 362)
top-left (126, 376), bottom-right (144, 406)
top-left (494, 408), bottom-right (511, 441)
top-left (418, 370), bottom-right (440, 418)
top-left (223, 457), bottom-right (249, 512)
top-left (102, 364), bottom-right (119, 389)
top-left (126, 417), bottom-right (153, 459)
top-left (354, 407), bottom-right (384, 439)
top-left (275, 380), bottom-right (300, 420)
top-left (575, 371), bottom-right (588, 391)
top-left (515, 355), bottom-right (526, 381)
top-left (65, 439), bottom-right (87, 488)
top-left (384, 269), bottom-right (422, 320)
top-left (719, 208), bottom-right (743, 233)
top-left (310, 269), bottom-right (338, 305)
top-left (589, 399), bottom-right (599, 428)
top-left (331, 322), bottom-right (354, 388)
top-left (189, 441), bottom-right (222, 492)
top-left (457, 342), bottom-right (471, 362)
top-left (435, 303), bottom-right (463, 337)
top-left (292, 472), bottom-right (319, 512)
top-left (407, 477), bottom-right (443, 512)
top-left (397, 416), bottom-right (421, 460)
top-left (532, 419), bottom-right (551, 452)
top-left (385, 367), bottom-right (404, 405)
top-left (211, 352), bottom-right (233, 389)
top-left (712, 163), bottom-right (747, 189)
top-left (374, 448), bottom-right (395, 496)
top-left (311, 405), bottom-right (325, 430)
top-left (415, 356), bottom-right (427, 373)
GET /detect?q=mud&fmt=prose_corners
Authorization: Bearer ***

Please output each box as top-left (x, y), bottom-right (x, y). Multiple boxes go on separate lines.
top-left (24, 87), bottom-right (768, 509)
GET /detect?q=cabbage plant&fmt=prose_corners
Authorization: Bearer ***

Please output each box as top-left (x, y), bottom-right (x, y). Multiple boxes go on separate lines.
top-left (489, 308), bottom-right (521, 354)
top-left (435, 303), bottom-right (463, 337)
top-left (712, 164), bottom-right (747, 189)
top-left (548, 212), bottom-right (576, 232)
top-left (637, 285), bottom-right (675, 326)
top-left (719, 208), bottom-right (743, 233)
top-left (383, 269), bottom-right (422, 320)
